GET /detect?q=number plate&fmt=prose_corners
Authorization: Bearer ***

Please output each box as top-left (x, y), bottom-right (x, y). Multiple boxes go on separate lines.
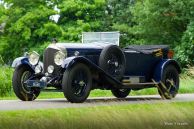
top-left (26, 80), bottom-right (47, 88)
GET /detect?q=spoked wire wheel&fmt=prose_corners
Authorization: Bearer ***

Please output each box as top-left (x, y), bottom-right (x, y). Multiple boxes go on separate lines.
top-left (99, 45), bottom-right (126, 80)
top-left (72, 69), bottom-right (88, 97)
top-left (62, 63), bottom-right (92, 103)
top-left (12, 65), bottom-right (40, 101)
top-left (158, 65), bottom-right (179, 99)
top-left (21, 71), bottom-right (33, 94)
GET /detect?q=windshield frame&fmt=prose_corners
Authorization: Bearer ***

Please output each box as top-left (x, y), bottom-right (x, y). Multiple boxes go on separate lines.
top-left (82, 32), bottom-right (120, 46)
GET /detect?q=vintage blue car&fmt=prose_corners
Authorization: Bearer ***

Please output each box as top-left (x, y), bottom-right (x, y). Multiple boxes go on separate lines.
top-left (12, 32), bottom-right (181, 103)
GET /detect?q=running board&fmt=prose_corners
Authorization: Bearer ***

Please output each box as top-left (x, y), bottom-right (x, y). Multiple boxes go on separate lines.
top-left (121, 82), bottom-right (158, 89)
top-left (122, 76), bottom-right (145, 83)
top-left (41, 89), bottom-right (63, 92)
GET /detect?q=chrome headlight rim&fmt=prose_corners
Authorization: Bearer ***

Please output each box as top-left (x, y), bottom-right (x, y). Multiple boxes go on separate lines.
top-left (35, 64), bottom-right (42, 74)
top-left (28, 51), bottom-right (40, 66)
top-left (54, 50), bottom-right (67, 66)
top-left (47, 65), bottom-right (54, 74)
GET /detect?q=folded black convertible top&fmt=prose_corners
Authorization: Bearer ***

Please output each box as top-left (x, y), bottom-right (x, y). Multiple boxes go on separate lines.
top-left (124, 45), bottom-right (169, 54)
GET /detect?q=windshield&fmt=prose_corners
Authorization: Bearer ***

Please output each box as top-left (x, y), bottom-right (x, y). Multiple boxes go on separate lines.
top-left (82, 32), bottom-right (120, 46)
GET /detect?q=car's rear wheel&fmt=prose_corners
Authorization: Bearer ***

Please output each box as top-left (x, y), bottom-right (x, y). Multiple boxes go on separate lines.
top-left (99, 45), bottom-right (126, 80)
top-left (62, 63), bottom-right (92, 103)
top-left (158, 65), bottom-right (179, 99)
top-left (111, 89), bottom-right (131, 98)
top-left (12, 65), bottom-right (40, 101)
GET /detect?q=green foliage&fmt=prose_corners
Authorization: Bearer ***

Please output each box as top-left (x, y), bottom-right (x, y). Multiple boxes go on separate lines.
top-left (0, 4), bottom-right (5, 24)
top-left (58, 0), bottom-right (106, 41)
top-left (0, 66), bottom-right (13, 97)
top-left (175, 21), bottom-right (194, 66)
top-left (0, 0), bottom-right (194, 66)
top-left (131, 0), bottom-right (190, 45)
top-left (0, 55), bottom-right (4, 65)
top-left (106, 0), bottom-right (135, 46)
top-left (1, 0), bottom-right (61, 62)
top-left (0, 0), bottom-right (107, 62)
top-left (129, 0), bottom-right (194, 66)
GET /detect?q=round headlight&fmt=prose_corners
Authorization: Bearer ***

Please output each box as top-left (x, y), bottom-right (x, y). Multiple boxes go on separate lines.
top-left (35, 65), bottom-right (42, 74)
top-left (28, 51), bottom-right (40, 65)
top-left (54, 51), bottom-right (67, 66)
top-left (48, 65), bottom-right (54, 74)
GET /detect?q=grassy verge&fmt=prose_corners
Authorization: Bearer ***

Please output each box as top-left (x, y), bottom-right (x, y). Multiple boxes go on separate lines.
top-left (0, 102), bottom-right (194, 129)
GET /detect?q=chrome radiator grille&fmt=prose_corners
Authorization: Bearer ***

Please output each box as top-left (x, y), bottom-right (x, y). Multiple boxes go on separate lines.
top-left (43, 48), bottom-right (59, 74)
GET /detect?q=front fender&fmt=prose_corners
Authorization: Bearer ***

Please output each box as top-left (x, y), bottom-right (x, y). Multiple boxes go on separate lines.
top-left (12, 57), bottom-right (31, 68)
top-left (61, 56), bottom-right (97, 70)
top-left (61, 56), bottom-right (127, 89)
top-left (12, 57), bottom-right (43, 71)
top-left (153, 59), bottom-right (181, 82)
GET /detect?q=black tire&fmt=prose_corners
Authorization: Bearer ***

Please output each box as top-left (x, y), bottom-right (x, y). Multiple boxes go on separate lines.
top-left (12, 65), bottom-right (40, 101)
top-left (111, 89), bottom-right (131, 98)
top-left (62, 63), bottom-right (92, 103)
top-left (158, 65), bottom-right (179, 99)
top-left (99, 45), bottom-right (126, 80)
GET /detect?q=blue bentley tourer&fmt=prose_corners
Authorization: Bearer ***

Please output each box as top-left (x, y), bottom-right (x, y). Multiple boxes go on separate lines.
top-left (12, 32), bottom-right (181, 103)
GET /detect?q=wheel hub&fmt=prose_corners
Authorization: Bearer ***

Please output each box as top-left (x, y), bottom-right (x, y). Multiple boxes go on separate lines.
top-left (79, 81), bottom-right (86, 87)
top-left (21, 71), bottom-right (33, 94)
top-left (166, 79), bottom-right (175, 86)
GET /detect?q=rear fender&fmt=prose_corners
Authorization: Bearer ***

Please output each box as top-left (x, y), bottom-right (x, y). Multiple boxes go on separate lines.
top-left (153, 59), bottom-right (181, 82)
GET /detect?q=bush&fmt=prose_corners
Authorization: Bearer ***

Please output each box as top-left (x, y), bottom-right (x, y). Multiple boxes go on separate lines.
top-left (0, 55), bottom-right (4, 65)
top-left (175, 21), bottom-right (194, 67)
top-left (0, 66), bottom-right (13, 97)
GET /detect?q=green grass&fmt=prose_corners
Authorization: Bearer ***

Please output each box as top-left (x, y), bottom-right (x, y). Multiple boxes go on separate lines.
top-left (179, 77), bottom-right (194, 93)
top-left (0, 102), bottom-right (194, 129)
top-left (0, 90), bottom-right (112, 100)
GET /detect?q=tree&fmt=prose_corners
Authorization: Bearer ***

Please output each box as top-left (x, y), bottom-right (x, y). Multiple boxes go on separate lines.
top-left (175, 21), bottom-right (194, 66)
top-left (130, 0), bottom-right (194, 66)
top-left (130, 0), bottom-right (191, 45)
top-left (0, 2), bottom-right (7, 58)
top-left (0, 0), bottom-right (193, 66)
top-left (1, 0), bottom-right (62, 62)
top-left (57, 0), bottom-right (107, 41)
top-left (106, 0), bottom-right (135, 46)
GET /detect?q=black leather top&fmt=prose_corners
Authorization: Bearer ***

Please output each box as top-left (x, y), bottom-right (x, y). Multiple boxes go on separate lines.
top-left (123, 45), bottom-right (169, 54)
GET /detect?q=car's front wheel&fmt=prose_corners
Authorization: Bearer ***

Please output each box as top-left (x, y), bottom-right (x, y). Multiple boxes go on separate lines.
top-left (62, 63), bottom-right (92, 103)
top-left (111, 89), bottom-right (131, 98)
top-left (12, 65), bottom-right (40, 101)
